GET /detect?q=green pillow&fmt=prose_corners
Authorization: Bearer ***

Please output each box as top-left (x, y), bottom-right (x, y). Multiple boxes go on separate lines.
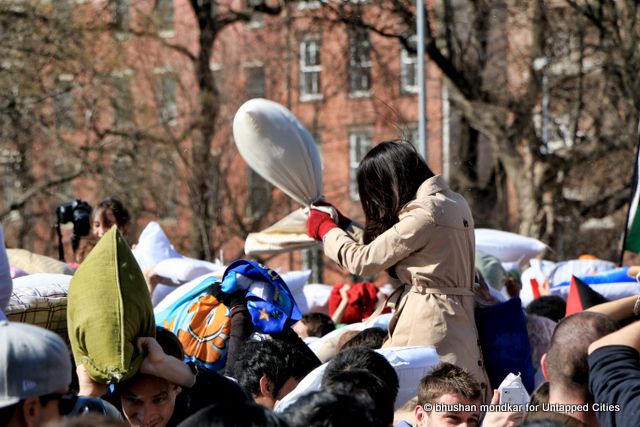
top-left (67, 226), bottom-right (155, 383)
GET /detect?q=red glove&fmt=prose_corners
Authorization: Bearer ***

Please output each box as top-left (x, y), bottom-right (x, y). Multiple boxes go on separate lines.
top-left (307, 209), bottom-right (338, 241)
top-left (313, 200), bottom-right (352, 230)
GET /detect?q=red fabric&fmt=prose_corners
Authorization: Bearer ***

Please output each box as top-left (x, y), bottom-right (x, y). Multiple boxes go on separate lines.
top-left (313, 201), bottom-right (352, 230)
top-left (307, 209), bottom-right (337, 241)
top-left (565, 277), bottom-right (583, 316)
top-left (565, 275), bottom-right (608, 317)
top-left (328, 282), bottom-right (380, 324)
top-left (531, 278), bottom-right (541, 299)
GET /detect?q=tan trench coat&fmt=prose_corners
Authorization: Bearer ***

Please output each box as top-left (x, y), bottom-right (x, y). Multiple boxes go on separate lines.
top-left (323, 175), bottom-right (490, 400)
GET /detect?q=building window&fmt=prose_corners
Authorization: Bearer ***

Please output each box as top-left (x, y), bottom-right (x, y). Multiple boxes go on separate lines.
top-left (401, 37), bottom-right (418, 94)
top-left (156, 0), bottom-right (174, 36)
top-left (245, 65), bottom-right (265, 99)
top-left (156, 70), bottom-right (177, 125)
top-left (302, 246), bottom-right (323, 284)
top-left (55, 74), bottom-right (75, 130)
top-left (111, 71), bottom-right (133, 129)
top-left (111, 0), bottom-right (129, 30)
top-left (246, 167), bottom-right (271, 221)
top-left (348, 131), bottom-right (372, 200)
top-left (300, 37), bottom-right (322, 101)
top-left (348, 28), bottom-right (371, 96)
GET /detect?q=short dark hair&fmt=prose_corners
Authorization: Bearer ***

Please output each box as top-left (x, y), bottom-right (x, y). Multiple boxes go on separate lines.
top-left (546, 312), bottom-right (618, 396)
top-left (526, 296), bottom-right (567, 322)
top-left (282, 390), bottom-right (374, 427)
top-left (94, 197), bottom-right (130, 229)
top-left (338, 327), bottom-right (386, 351)
top-left (155, 326), bottom-right (184, 360)
top-left (417, 363), bottom-right (482, 406)
top-left (301, 313), bottom-right (335, 338)
top-left (323, 348), bottom-right (398, 402)
top-left (178, 401), bottom-right (288, 427)
top-left (233, 340), bottom-right (315, 399)
top-left (322, 369), bottom-right (393, 427)
top-left (357, 140), bottom-right (434, 243)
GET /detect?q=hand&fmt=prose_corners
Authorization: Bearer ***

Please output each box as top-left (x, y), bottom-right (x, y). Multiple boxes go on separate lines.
top-left (137, 336), bottom-right (169, 378)
top-left (137, 337), bottom-right (195, 387)
top-left (76, 364), bottom-right (108, 397)
top-left (313, 200), bottom-right (352, 230)
top-left (482, 390), bottom-right (524, 427)
top-left (307, 208), bottom-right (338, 241)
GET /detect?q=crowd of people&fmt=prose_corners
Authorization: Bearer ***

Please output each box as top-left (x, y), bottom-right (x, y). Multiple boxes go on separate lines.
top-left (1, 141), bottom-right (639, 427)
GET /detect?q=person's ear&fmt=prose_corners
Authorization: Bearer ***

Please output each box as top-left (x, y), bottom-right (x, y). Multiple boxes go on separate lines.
top-left (21, 397), bottom-right (41, 427)
top-left (259, 375), bottom-right (273, 398)
top-left (541, 353), bottom-right (549, 380)
top-left (414, 404), bottom-right (426, 426)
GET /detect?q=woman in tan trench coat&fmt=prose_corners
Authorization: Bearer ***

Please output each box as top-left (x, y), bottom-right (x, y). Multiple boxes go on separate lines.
top-left (306, 140), bottom-right (490, 400)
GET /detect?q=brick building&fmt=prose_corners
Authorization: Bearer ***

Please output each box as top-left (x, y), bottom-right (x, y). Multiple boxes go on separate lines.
top-left (2, 0), bottom-right (452, 287)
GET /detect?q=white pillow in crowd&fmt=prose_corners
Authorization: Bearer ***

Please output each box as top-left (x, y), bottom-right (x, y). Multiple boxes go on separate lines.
top-left (275, 345), bottom-right (439, 413)
top-left (520, 259), bottom-right (618, 306)
top-left (301, 284), bottom-right (333, 314)
top-left (12, 273), bottom-right (73, 289)
top-left (275, 363), bottom-right (327, 413)
top-left (153, 257), bottom-right (225, 286)
top-left (475, 228), bottom-right (547, 264)
top-left (132, 221), bottom-right (181, 273)
top-left (279, 270), bottom-right (312, 314)
top-left (308, 313), bottom-right (394, 363)
top-left (377, 346), bottom-right (440, 409)
top-left (233, 98), bottom-right (323, 206)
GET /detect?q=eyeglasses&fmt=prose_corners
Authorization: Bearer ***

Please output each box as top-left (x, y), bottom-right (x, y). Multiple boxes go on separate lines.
top-left (39, 390), bottom-right (78, 416)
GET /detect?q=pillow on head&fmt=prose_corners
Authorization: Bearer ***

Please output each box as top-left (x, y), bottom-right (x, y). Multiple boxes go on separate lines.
top-left (67, 226), bottom-right (155, 383)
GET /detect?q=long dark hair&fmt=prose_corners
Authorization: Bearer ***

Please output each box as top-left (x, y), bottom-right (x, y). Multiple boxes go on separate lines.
top-left (357, 140), bottom-right (434, 244)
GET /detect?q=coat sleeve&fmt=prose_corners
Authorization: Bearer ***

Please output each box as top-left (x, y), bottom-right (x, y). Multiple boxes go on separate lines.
top-left (322, 208), bottom-right (434, 277)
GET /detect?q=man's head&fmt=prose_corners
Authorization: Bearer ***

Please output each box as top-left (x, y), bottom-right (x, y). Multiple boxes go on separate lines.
top-left (282, 390), bottom-right (375, 427)
top-left (415, 363), bottom-right (482, 427)
top-left (0, 321), bottom-right (75, 427)
top-left (113, 327), bottom-right (184, 427)
top-left (233, 339), bottom-right (316, 409)
top-left (118, 374), bottom-right (181, 427)
top-left (526, 296), bottom-right (566, 323)
top-left (323, 347), bottom-right (399, 404)
top-left (541, 311), bottom-right (618, 400)
top-left (322, 369), bottom-right (394, 427)
top-left (294, 313), bottom-right (335, 339)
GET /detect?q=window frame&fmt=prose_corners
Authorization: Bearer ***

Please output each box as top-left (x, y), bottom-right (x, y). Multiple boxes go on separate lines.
top-left (299, 37), bottom-right (323, 101)
top-left (348, 28), bottom-right (372, 97)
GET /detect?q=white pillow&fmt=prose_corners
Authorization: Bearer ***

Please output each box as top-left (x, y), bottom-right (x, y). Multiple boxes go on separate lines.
top-left (377, 346), bottom-right (440, 409)
top-left (153, 257), bottom-right (225, 286)
top-left (279, 270), bottom-right (312, 314)
top-left (475, 228), bottom-right (547, 264)
top-left (132, 221), bottom-right (181, 272)
top-left (302, 283), bottom-right (333, 314)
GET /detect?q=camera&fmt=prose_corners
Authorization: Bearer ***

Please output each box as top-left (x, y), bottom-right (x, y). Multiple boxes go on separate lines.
top-left (56, 199), bottom-right (92, 237)
top-left (55, 199), bottom-right (92, 260)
